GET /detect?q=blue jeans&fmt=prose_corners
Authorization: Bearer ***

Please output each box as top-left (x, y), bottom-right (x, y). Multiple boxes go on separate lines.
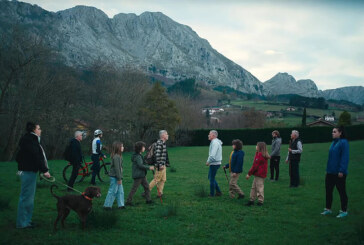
top-left (91, 154), bottom-right (100, 184)
top-left (208, 165), bottom-right (221, 196)
top-left (16, 171), bottom-right (37, 228)
top-left (103, 177), bottom-right (124, 208)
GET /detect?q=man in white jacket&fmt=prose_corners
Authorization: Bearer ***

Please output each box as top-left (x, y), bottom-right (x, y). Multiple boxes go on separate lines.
top-left (206, 130), bottom-right (223, 197)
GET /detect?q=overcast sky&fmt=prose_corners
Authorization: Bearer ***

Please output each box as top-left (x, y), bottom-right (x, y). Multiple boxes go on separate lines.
top-left (20, 0), bottom-right (364, 90)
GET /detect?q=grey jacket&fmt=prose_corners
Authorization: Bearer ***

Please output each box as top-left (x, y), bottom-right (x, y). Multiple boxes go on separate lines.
top-left (109, 154), bottom-right (123, 181)
top-left (271, 137), bottom-right (282, 156)
top-left (207, 138), bottom-right (223, 165)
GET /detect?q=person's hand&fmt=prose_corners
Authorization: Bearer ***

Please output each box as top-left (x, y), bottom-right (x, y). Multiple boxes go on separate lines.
top-left (149, 166), bottom-right (154, 171)
top-left (246, 174), bottom-right (250, 180)
top-left (206, 162), bottom-right (210, 166)
top-left (285, 160), bottom-right (289, 164)
top-left (103, 155), bottom-right (107, 159)
top-left (338, 172), bottom-right (344, 178)
top-left (117, 180), bottom-right (122, 185)
top-left (159, 165), bottom-right (165, 170)
top-left (43, 172), bottom-right (51, 178)
top-left (232, 173), bottom-right (237, 177)
top-left (288, 148), bottom-right (292, 152)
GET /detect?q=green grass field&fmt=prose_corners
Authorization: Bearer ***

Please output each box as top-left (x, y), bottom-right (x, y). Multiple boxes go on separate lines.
top-left (1, 141), bottom-right (363, 245)
top-left (230, 100), bottom-right (361, 126)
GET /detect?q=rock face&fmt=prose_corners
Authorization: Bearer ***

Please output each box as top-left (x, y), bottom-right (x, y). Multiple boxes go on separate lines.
top-left (0, 1), bottom-right (264, 95)
top-left (322, 86), bottom-right (364, 105)
top-left (263, 73), bottom-right (321, 97)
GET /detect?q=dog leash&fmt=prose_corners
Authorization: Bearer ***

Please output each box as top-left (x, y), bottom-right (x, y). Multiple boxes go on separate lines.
top-left (40, 173), bottom-right (83, 194)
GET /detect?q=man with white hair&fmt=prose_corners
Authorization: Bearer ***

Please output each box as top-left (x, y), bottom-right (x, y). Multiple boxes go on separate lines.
top-left (206, 130), bottom-right (223, 196)
top-left (149, 130), bottom-right (170, 198)
top-left (286, 130), bottom-right (303, 187)
top-left (67, 131), bottom-right (84, 191)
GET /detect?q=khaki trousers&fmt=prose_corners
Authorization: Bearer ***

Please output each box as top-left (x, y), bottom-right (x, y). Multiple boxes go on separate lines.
top-left (249, 176), bottom-right (265, 203)
top-left (229, 173), bottom-right (244, 198)
top-left (149, 167), bottom-right (167, 194)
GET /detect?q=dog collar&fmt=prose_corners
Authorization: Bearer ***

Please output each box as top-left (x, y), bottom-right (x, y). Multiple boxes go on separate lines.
top-left (82, 192), bottom-right (93, 201)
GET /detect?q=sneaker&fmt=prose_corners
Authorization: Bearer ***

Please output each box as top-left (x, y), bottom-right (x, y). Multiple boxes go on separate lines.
top-left (215, 192), bottom-right (222, 197)
top-left (257, 202), bottom-right (263, 206)
top-left (125, 202), bottom-right (134, 206)
top-left (321, 209), bottom-right (332, 215)
top-left (146, 200), bottom-right (154, 204)
top-left (336, 210), bottom-right (348, 218)
top-left (118, 206), bottom-right (125, 210)
top-left (246, 201), bottom-right (254, 206)
top-left (238, 194), bottom-right (245, 199)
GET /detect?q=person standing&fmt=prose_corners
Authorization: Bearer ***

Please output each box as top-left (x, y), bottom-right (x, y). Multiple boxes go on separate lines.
top-left (15, 122), bottom-right (51, 229)
top-left (321, 126), bottom-right (349, 218)
top-left (223, 139), bottom-right (245, 199)
top-left (67, 131), bottom-right (84, 192)
top-left (149, 130), bottom-right (170, 198)
top-left (104, 141), bottom-right (125, 210)
top-left (206, 130), bottom-right (223, 197)
top-left (270, 130), bottom-right (282, 181)
top-left (126, 141), bottom-right (154, 205)
top-left (285, 130), bottom-right (303, 188)
top-left (91, 129), bottom-right (106, 185)
top-left (246, 142), bottom-right (270, 206)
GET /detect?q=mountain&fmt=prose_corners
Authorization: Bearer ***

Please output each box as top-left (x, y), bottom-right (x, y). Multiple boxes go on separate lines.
top-left (0, 0), bottom-right (264, 95)
top-left (322, 86), bottom-right (364, 105)
top-left (263, 73), bottom-right (321, 97)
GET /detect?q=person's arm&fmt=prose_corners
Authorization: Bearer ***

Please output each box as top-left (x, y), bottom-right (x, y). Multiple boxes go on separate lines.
top-left (114, 156), bottom-right (123, 181)
top-left (339, 140), bottom-right (349, 176)
top-left (135, 155), bottom-right (150, 170)
top-left (291, 141), bottom-right (303, 154)
top-left (271, 140), bottom-right (279, 156)
top-left (207, 141), bottom-right (218, 163)
top-left (247, 154), bottom-right (259, 177)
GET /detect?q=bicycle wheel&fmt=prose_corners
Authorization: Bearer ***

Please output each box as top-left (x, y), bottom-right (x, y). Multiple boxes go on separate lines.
top-left (63, 164), bottom-right (86, 183)
top-left (97, 162), bottom-right (110, 182)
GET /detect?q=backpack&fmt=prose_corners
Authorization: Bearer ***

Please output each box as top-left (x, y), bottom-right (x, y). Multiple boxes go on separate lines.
top-left (144, 142), bottom-right (156, 165)
top-left (63, 140), bottom-right (72, 162)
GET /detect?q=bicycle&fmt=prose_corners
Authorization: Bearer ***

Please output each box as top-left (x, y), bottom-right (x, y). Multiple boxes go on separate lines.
top-left (63, 157), bottom-right (111, 183)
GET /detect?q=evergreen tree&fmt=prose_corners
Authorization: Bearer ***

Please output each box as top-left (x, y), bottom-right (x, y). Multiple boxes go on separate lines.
top-left (138, 82), bottom-right (181, 140)
top-left (301, 107), bottom-right (307, 127)
top-left (338, 111), bottom-right (352, 126)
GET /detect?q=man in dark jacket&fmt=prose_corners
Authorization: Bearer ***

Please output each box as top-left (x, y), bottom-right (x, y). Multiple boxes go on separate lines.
top-left (16, 122), bottom-right (50, 229)
top-left (67, 131), bottom-right (84, 191)
top-left (286, 130), bottom-right (303, 187)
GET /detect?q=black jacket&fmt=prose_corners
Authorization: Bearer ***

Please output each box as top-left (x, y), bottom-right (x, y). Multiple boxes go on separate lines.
top-left (16, 133), bottom-right (48, 173)
top-left (70, 138), bottom-right (83, 164)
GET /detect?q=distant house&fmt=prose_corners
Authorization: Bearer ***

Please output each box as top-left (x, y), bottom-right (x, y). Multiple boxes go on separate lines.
top-left (324, 116), bottom-right (335, 122)
top-left (202, 107), bottom-right (224, 115)
top-left (286, 107), bottom-right (296, 111)
top-left (307, 118), bottom-right (336, 127)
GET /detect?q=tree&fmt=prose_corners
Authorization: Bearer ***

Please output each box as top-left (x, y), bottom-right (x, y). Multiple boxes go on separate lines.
top-left (301, 108), bottom-right (307, 127)
top-left (338, 111), bottom-right (352, 126)
top-left (138, 82), bottom-right (181, 142)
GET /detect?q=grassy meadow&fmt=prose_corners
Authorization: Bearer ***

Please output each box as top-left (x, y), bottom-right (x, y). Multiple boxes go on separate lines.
top-left (0, 141), bottom-right (363, 245)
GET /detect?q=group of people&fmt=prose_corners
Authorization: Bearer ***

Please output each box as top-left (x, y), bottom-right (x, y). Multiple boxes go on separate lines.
top-left (15, 121), bottom-right (350, 228)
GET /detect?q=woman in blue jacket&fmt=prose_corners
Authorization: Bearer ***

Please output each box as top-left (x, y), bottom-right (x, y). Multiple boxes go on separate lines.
top-left (321, 126), bottom-right (349, 218)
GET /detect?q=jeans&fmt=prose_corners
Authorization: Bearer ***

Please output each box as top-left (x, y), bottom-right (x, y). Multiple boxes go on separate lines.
top-left (103, 177), bottom-right (124, 208)
top-left (325, 174), bottom-right (348, 211)
top-left (208, 165), bottom-right (221, 196)
top-left (290, 159), bottom-right (300, 187)
top-left (270, 156), bottom-right (280, 180)
top-left (68, 162), bottom-right (81, 190)
top-left (127, 177), bottom-right (151, 203)
top-left (16, 171), bottom-right (37, 228)
top-left (91, 154), bottom-right (100, 184)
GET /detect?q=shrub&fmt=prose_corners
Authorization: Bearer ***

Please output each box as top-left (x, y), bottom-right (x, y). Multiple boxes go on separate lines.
top-left (194, 184), bottom-right (208, 198)
top-left (157, 201), bottom-right (179, 218)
